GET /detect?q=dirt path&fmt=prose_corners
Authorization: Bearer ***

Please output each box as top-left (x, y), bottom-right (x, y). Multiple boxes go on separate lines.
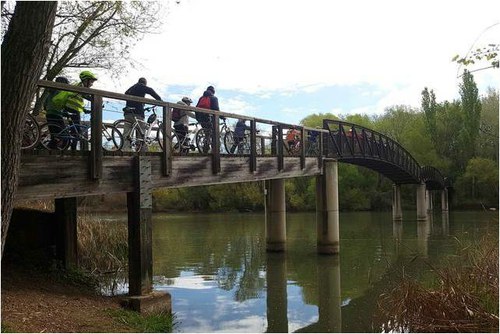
top-left (1, 266), bottom-right (135, 333)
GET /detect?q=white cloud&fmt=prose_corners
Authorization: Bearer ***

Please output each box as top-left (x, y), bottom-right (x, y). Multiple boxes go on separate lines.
top-left (104, 0), bottom-right (499, 122)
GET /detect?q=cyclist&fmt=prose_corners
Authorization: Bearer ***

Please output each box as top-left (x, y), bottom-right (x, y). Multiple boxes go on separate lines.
top-left (286, 126), bottom-right (301, 154)
top-left (46, 70), bottom-right (98, 150)
top-left (123, 78), bottom-right (163, 151)
top-left (195, 85), bottom-right (220, 130)
top-left (173, 97), bottom-right (196, 153)
top-left (195, 86), bottom-right (225, 153)
top-left (229, 118), bottom-right (252, 154)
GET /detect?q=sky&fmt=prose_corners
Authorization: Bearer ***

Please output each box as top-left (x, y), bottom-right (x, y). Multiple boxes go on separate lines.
top-left (101, 0), bottom-right (499, 125)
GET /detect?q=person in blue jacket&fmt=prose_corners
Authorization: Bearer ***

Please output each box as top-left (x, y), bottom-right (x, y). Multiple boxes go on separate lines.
top-left (229, 118), bottom-right (252, 154)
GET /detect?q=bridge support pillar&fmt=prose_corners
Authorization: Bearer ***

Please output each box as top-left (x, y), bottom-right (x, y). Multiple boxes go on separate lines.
top-left (265, 179), bottom-right (286, 252)
top-left (316, 160), bottom-right (339, 254)
top-left (416, 183), bottom-right (427, 220)
top-left (55, 197), bottom-right (78, 269)
top-left (123, 157), bottom-right (171, 315)
top-left (392, 184), bottom-right (403, 220)
top-left (426, 190), bottom-right (433, 212)
top-left (441, 188), bottom-right (449, 212)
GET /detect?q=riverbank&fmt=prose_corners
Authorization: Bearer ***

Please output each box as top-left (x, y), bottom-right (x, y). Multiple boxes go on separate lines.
top-left (1, 264), bottom-right (136, 333)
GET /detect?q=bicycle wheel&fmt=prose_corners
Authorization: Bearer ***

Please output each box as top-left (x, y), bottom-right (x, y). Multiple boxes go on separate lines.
top-left (195, 128), bottom-right (211, 154)
top-left (22, 114), bottom-right (40, 150)
top-left (223, 130), bottom-right (235, 154)
top-left (113, 119), bottom-right (143, 152)
top-left (156, 122), bottom-right (164, 151)
top-left (102, 124), bottom-right (123, 151)
top-left (38, 123), bottom-right (70, 150)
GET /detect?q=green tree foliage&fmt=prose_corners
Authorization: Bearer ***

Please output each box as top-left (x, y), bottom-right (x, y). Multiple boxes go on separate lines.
top-left (477, 88), bottom-right (499, 163)
top-left (300, 113), bottom-right (339, 128)
top-left (452, 43), bottom-right (499, 70)
top-left (455, 158), bottom-right (499, 205)
top-left (2, 1), bottom-right (164, 80)
top-left (459, 70), bottom-right (482, 163)
top-left (421, 87), bottom-right (438, 143)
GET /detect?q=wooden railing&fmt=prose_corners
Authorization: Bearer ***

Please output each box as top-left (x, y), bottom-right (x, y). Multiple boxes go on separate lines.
top-left (34, 80), bottom-right (328, 179)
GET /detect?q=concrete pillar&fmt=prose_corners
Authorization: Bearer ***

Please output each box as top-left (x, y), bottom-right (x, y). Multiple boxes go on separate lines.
top-left (265, 179), bottom-right (286, 252)
top-left (392, 184), bottom-right (402, 220)
top-left (441, 188), bottom-right (449, 212)
top-left (316, 160), bottom-right (339, 254)
top-left (266, 253), bottom-right (288, 333)
top-left (317, 255), bottom-right (342, 332)
top-left (55, 197), bottom-right (78, 269)
top-left (125, 156), bottom-right (171, 314)
top-left (416, 183), bottom-right (427, 220)
top-left (426, 190), bottom-right (433, 212)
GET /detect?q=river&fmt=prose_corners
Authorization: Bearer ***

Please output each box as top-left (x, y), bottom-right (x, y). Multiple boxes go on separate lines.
top-left (135, 211), bottom-right (496, 332)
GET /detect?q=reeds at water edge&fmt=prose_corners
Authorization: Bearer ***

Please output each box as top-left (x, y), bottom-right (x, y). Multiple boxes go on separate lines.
top-left (377, 234), bottom-right (499, 333)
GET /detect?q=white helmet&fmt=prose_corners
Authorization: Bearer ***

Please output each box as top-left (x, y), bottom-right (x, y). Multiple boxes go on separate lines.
top-left (182, 97), bottom-right (193, 104)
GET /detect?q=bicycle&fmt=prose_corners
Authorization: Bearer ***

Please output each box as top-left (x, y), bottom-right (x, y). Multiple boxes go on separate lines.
top-left (224, 129), bottom-right (261, 155)
top-left (113, 106), bottom-right (164, 152)
top-left (22, 113), bottom-right (40, 150)
top-left (172, 122), bottom-right (199, 155)
top-left (39, 113), bottom-right (123, 151)
top-left (285, 139), bottom-right (302, 156)
top-left (195, 117), bottom-right (231, 154)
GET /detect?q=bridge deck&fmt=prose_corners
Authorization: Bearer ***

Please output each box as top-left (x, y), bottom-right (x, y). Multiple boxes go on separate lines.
top-left (16, 153), bottom-right (322, 201)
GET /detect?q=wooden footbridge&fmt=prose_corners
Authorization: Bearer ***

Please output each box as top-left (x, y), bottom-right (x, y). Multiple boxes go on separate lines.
top-left (15, 80), bottom-right (450, 314)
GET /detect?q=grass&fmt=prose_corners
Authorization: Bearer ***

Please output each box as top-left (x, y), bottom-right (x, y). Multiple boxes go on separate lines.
top-left (107, 309), bottom-right (176, 332)
top-left (377, 233), bottom-right (499, 332)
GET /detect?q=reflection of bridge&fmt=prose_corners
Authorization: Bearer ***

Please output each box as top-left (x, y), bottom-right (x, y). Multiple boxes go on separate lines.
top-left (15, 81), bottom-right (450, 314)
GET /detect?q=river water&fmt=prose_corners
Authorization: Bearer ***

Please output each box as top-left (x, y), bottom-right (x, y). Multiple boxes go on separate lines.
top-left (143, 211), bottom-right (496, 332)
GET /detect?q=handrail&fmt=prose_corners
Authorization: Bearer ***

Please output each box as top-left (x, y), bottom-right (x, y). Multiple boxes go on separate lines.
top-left (34, 80), bottom-right (448, 189)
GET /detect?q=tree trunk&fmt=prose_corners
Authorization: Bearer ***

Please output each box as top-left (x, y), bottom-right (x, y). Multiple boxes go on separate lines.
top-left (1, 1), bottom-right (57, 257)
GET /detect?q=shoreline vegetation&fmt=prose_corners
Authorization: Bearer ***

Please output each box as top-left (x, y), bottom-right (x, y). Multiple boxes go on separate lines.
top-left (376, 233), bottom-right (499, 333)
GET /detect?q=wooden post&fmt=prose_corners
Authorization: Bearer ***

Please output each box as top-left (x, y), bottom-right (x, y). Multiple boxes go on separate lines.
top-left (55, 197), bottom-right (78, 269)
top-left (162, 104), bottom-right (172, 177)
top-left (271, 125), bottom-right (277, 155)
top-left (277, 125), bottom-right (284, 171)
top-left (300, 127), bottom-right (306, 169)
top-left (128, 156), bottom-right (153, 296)
top-left (124, 156), bottom-right (171, 314)
top-left (316, 160), bottom-right (339, 254)
top-left (265, 179), bottom-right (286, 252)
top-left (250, 119), bottom-right (257, 172)
top-left (90, 94), bottom-right (103, 180)
top-left (212, 113), bottom-right (221, 174)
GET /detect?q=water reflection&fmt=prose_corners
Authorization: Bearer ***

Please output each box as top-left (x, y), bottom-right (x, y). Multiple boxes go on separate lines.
top-left (442, 212), bottom-right (450, 236)
top-left (392, 220), bottom-right (403, 256)
top-left (417, 216), bottom-right (431, 257)
top-left (131, 211), bottom-right (496, 332)
top-left (266, 253), bottom-right (288, 333)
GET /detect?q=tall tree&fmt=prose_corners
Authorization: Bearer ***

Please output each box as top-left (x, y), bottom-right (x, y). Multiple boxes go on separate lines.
top-left (421, 87), bottom-right (437, 144)
top-left (459, 69), bottom-right (482, 163)
top-left (1, 1), bottom-right (58, 257)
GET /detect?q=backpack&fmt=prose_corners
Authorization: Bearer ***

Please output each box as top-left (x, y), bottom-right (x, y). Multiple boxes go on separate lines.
top-left (195, 96), bottom-right (211, 122)
top-left (172, 107), bottom-right (182, 122)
